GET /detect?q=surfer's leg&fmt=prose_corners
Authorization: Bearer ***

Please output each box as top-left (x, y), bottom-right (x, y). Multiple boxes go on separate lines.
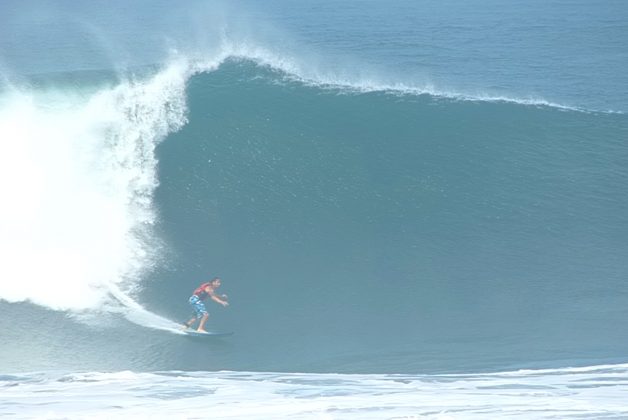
top-left (184, 295), bottom-right (203, 329)
top-left (182, 317), bottom-right (197, 329)
top-left (197, 313), bottom-right (209, 332)
top-left (188, 295), bottom-right (209, 332)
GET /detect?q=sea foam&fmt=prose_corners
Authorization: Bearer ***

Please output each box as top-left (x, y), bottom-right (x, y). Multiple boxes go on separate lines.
top-left (1, 364), bottom-right (627, 419)
top-left (0, 59), bottom-right (189, 313)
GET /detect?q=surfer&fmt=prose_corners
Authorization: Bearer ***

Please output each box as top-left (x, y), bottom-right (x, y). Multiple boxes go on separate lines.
top-left (182, 277), bottom-right (229, 333)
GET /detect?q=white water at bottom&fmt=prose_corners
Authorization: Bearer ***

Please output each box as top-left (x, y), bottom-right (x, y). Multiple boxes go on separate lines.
top-left (1, 364), bottom-right (626, 419)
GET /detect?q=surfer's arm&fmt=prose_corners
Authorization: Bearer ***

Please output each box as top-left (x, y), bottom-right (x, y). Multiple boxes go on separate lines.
top-left (209, 292), bottom-right (229, 307)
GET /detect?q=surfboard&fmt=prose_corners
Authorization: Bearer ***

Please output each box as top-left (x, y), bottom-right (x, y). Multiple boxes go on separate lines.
top-left (184, 330), bottom-right (233, 338)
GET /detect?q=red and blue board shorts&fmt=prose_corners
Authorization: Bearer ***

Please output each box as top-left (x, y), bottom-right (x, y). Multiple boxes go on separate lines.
top-left (188, 295), bottom-right (208, 318)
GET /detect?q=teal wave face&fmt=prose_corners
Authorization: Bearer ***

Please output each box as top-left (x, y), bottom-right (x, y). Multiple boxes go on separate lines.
top-left (1, 60), bottom-right (627, 374)
top-left (147, 61), bottom-right (628, 372)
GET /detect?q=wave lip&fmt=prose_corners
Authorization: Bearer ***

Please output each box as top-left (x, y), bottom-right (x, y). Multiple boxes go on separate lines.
top-left (198, 38), bottom-right (617, 113)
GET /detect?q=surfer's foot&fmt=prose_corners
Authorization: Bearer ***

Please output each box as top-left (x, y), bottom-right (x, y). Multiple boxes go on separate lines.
top-left (181, 324), bottom-right (190, 330)
top-left (197, 329), bottom-right (208, 333)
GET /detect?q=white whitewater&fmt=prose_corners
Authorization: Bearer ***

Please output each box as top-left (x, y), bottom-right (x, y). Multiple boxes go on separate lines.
top-left (1, 364), bottom-right (627, 419)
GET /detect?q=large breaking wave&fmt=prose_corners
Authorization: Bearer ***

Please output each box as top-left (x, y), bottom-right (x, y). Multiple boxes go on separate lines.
top-left (0, 33), bottom-right (623, 332)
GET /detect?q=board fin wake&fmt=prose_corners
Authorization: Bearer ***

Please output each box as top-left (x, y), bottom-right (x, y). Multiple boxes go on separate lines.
top-left (184, 329), bottom-right (234, 338)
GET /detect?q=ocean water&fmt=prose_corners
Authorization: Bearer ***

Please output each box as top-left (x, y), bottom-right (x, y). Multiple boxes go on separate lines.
top-left (3, 366), bottom-right (628, 419)
top-left (1, 0), bottom-right (628, 417)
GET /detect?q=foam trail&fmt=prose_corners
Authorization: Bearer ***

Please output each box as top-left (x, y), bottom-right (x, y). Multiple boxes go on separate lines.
top-left (107, 285), bottom-right (185, 334)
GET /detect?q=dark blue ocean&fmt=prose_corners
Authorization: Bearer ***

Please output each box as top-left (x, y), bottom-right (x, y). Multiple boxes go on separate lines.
top-left (1, 0), bottom-right (627, 418)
